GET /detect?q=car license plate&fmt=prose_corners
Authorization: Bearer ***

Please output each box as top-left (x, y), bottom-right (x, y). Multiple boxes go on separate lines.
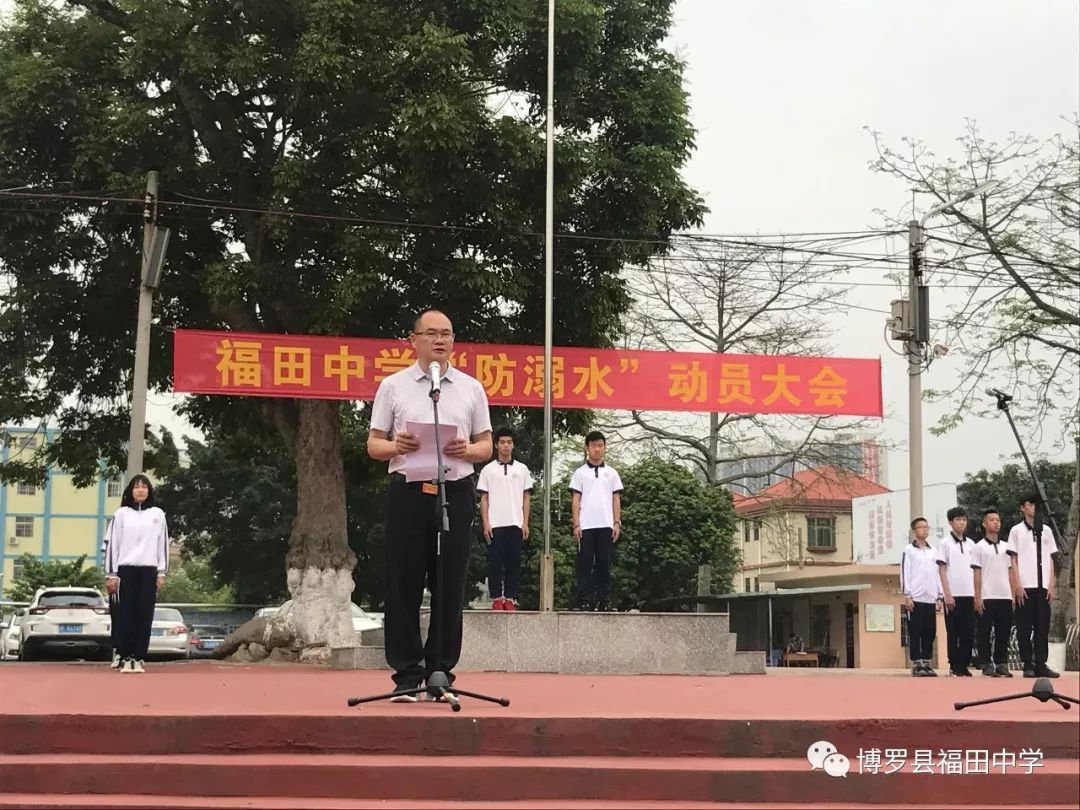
top-left (59, 624), bottom-right (82, 634)
top-left (151, 629), bottom-right (166, 636)
top-left (203, 640), bottom-right (220, 649)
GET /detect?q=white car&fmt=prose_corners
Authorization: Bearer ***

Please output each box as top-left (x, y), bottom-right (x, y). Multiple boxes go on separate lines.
top-left (19, 586), bottom-right (111, 662)
top-left (147, 607), bottom-right (190, 660)
top-left (274, 601), bottom-right (383, 635)
top-left (1, 614), bottom-right (24, 660)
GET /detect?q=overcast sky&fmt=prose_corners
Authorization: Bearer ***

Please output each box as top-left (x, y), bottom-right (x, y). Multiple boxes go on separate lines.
top-left (3, 0), bottom-right (1078, 490)
top-left (664, 0), bottom-right (1079, 488)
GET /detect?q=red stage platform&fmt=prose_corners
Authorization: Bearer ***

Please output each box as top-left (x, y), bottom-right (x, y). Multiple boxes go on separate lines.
top-left (0, 662), bottom-right (1076, 808)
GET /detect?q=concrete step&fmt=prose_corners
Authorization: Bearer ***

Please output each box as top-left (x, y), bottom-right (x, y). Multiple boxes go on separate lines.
top-left (0, 799), bottom-right (1073, 810)
top-left (2, 713), bottom-right (1077, 759)
top-left (0, 754), bottom-right (1076, 805)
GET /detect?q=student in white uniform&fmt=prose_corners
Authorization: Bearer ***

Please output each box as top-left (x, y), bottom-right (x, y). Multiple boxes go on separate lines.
top-left (1007, 494), bottom-right (1060, 678)
top-left (901, 517), bottom-right (943, 677)
top-left (971, 509), bottom-right (1016, 677)
top-left (104, 475), bottom-right (169, 674)
top-left (569, 431), bottom-right (623, 611)
top-left (477, 428), bottom-right (534, 611)
top-left (937, 507), bottom-right (976, 676)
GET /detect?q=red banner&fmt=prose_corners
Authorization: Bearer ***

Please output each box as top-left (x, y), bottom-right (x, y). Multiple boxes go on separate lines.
top-left (172, 329), bottom-right (882, 417)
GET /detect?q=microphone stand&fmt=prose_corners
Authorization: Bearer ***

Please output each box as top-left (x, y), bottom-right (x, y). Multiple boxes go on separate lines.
top-left (955, 677), bottom-right (1077, 711)
top-left (348, 365), bottom-right (509, 712)
top-left (989, 391), bottom-right (1065, 558)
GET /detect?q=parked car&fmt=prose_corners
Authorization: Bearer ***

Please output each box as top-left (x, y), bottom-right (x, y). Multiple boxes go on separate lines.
top-left (253, 606), bottom-right (279, 619)
top-left (189, 624), bottom-right (228, 658)
top-left (274, 601), bottom-right (383, 635)
top-left (1, 613), bottom-right (24, 660)
top-left (20, 586), bottom-right (111, 662)
top-left (148, 607), bottom-right (190, 660)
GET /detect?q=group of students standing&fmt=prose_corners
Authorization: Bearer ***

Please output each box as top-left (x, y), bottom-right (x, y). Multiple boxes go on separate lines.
top-left (901, 495), bottom-right (1061, 679)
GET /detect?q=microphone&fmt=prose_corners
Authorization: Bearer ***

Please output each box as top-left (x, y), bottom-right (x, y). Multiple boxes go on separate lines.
top-left (986, 388), bottom-right (1013, 402)
top-left (429, 361), bottom-right (442, 396)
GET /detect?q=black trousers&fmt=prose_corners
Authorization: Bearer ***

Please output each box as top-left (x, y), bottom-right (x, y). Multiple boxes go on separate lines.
top-left (1015, 587), bottom-right (1051, 666)
top-left (383, 475), bottom-right (474, 689)
top-left (908, 601), bottom-right (936, 662)
top-left (114, 565), bottom-right (157, 660)
top-left (575, 527), bottom-right (613, 605)
top-left (487, 526), bottom-right (523, 600)
top-left (977, 599), bottom-right (1013, 666)
top-left (944, 595), bottom-right (976, 670)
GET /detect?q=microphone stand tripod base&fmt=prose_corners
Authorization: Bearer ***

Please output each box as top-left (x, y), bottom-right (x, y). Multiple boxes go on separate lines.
top-left (954, 677), bottom-right (1079, 711)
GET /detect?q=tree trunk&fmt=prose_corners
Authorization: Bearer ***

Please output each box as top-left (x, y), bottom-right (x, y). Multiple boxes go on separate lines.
top-left (284, 399), bottom-right (358, 662)
top-left (1049, 479), bottom-right (1078, 641)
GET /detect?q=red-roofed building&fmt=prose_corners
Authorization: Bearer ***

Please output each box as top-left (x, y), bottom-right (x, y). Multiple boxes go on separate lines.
top-left (734, 466), bottom-right (889, 593)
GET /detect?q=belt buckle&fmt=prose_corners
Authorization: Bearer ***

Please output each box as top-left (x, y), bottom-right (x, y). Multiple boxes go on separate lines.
top-left (421, 482), bottom-right (438, 496)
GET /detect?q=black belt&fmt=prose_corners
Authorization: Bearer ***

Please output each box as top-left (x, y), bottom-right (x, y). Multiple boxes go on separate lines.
top-left (390, 473), bottom-right (474, 491)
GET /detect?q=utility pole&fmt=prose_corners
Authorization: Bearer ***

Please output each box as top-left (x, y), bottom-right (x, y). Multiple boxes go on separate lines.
top-left (126, 171), bottom-right (166, 482)
top-left (907, 219), bottom-right (926, 522)
top-left (888, 181), bottom-right (999, 523)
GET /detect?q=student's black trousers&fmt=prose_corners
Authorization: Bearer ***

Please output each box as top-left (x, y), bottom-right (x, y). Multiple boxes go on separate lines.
top-left (383, 474), bottom-right (474, 689)
top-left (908, 601), bottom-right (937, 661)
top-left (944, 595), bottom-right (976, 670)
top-left (1015, 587), bottom-right (1051, 666)
top-left (977, 599), bottom-right (1013, 666)
top-left (487, 526), bottom-right (523, 601)
top-left (113, 565), bottom-right (158, 661)
top-left (575, 527), bottom-right (613, 605)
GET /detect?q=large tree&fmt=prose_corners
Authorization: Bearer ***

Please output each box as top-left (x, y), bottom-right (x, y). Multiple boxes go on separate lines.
top-left (869, 121), bottom-right (1079, 640)
top-left (0, 0), bottom-right (704, 653)
top-left (601, 239), bottom-right (880, 488)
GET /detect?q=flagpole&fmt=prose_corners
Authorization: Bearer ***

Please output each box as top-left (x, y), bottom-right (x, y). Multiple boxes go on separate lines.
top-left (540, 0), bottom-right (556, 611)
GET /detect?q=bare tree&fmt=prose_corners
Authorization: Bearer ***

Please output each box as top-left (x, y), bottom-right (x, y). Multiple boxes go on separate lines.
top-left (869, 119), bottom-right (1079, 637)
top-left (602, 240), bottom-right (882, 490)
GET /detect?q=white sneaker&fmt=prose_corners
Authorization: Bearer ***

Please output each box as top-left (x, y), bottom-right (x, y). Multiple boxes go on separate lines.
top-left (111, 653), bottom-right (122, 670)
top-left (389, 685), bottom-right (419, 703)
top-left (131, 659), bottom-right (146, 674)
top-left (119, 658), bottom-right (135, 674)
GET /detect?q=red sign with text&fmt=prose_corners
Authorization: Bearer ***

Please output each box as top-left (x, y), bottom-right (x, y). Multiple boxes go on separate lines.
top-left (172, 329), bottom-right (882, 417)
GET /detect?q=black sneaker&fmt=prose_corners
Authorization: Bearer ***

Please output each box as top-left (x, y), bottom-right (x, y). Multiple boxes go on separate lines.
top-left (1033, 664), bottom-right (1060, 679)
top-left (959, 668), bottom-right (973, 677)
top-left (1022, 664), bottom-right (1037, 678)
top-left (982, 664), bottom-right (999, 677)
top-left (995, 664), bottom-right (1013, 678)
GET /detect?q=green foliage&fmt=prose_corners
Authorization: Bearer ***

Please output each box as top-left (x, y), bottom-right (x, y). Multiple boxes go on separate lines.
top-left (957, 460), bottom-right (1076, 534)
top-left (0, 0), bottom-right (704, 487)
top-left (157, 557), bottom-right (235, 604)
top-left (4, 554), bottom-right (105, 601)
top-left (159, 411), bottom-right (388, 605)
top-left (517, 456), bottom-right (739, 610)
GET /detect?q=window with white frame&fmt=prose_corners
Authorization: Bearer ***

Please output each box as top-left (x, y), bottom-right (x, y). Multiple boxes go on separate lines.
top-left (16, 483), bottom-right (36, 496)
top-left (14, 516), bottom-right (34, 538)
top-left (107, 480), bottom-right (122, 498)
top-left (12, 560), bottom-right (25, 581)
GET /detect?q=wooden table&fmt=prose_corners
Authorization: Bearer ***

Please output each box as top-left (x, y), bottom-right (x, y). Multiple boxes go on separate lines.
top-left (782, 651), bottom-right (819, 667)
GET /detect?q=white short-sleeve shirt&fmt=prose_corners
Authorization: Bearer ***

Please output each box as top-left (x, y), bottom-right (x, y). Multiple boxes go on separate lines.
top-left (477, 459), bottom-right (534, 529)
top-left (370, 362), bottom-right (492, 481)
top-left (970, 538), bottom-right (1013, 601)
top-left (936, 534), bottom-right (976, 598)
top-left (569, 462), bottom-right (623, 531)
top-left (1006, 521), bottom-right (1058, 590)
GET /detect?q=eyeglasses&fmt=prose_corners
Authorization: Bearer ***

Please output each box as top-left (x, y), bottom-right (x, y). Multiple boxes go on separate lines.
top-left (414, 330), bottom-right (454, 339)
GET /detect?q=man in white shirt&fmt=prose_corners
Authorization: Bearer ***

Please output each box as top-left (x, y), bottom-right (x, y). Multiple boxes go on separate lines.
top-left (569, 431), bottom-right (623, 611)
top-left (971, 509), bottom-right (1017, 678)
top-left (367, 310), bottom-right (493, 700)
top-left (901, 517), bottom-right (944, 676)
top-left (937, 507), bottom-right (977, 676)
top-left (477, 428), bottom-right (534, 611)
top-left (1006, 494), bottom-right (1060, 678)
